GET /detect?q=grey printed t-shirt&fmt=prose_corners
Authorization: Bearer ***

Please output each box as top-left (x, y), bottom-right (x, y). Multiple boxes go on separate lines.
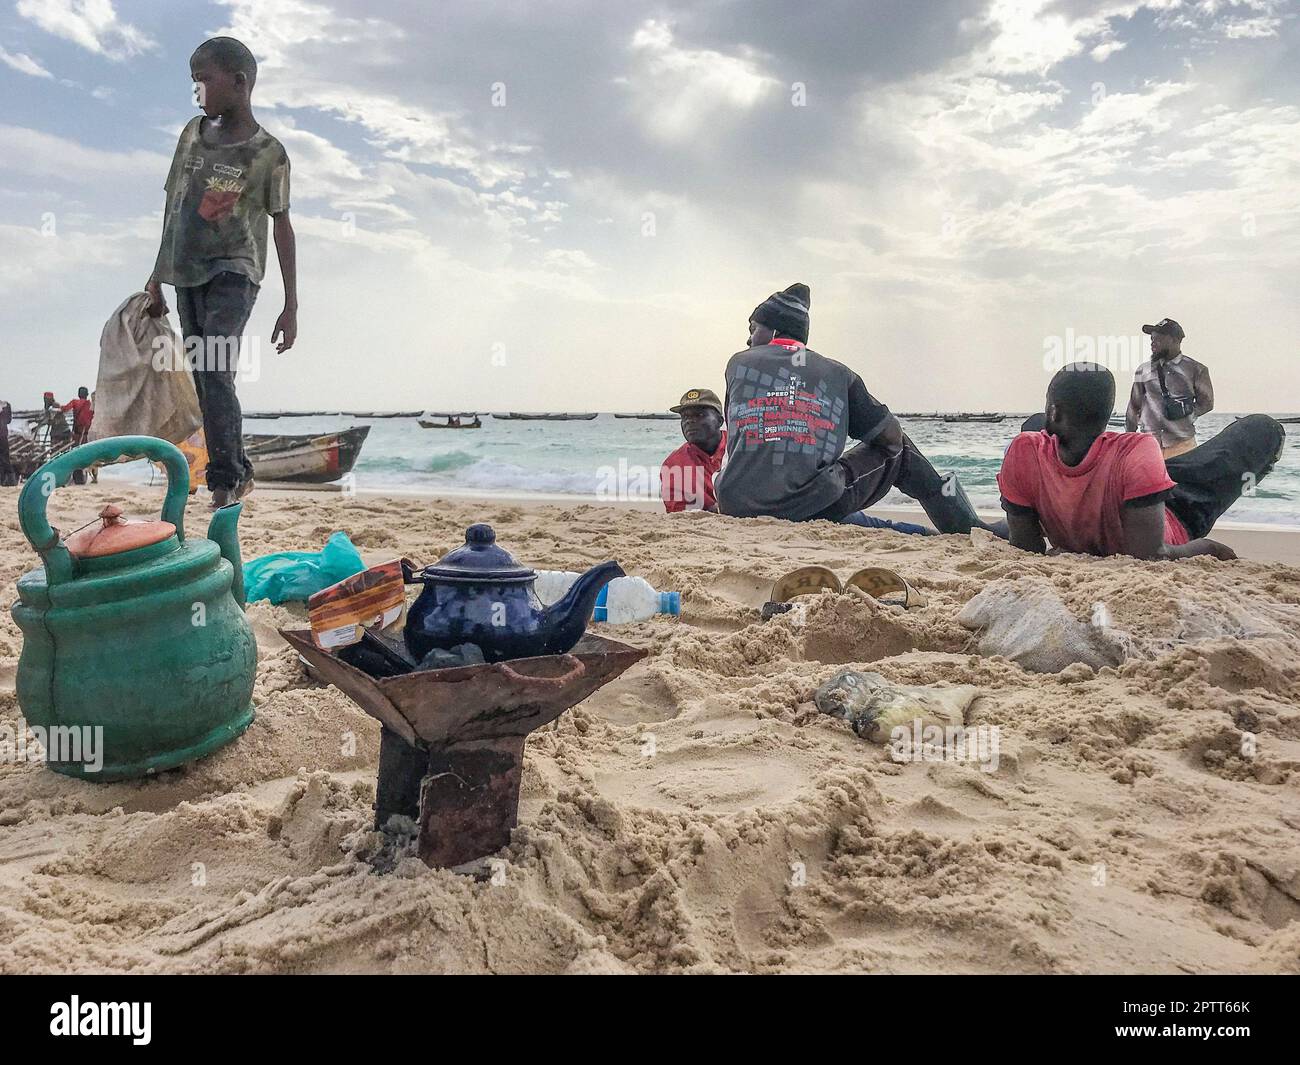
top-left (1130, 354), bottom-right (1209, 448)
top-left (154, 117), bottom-right (291, 288)
top-left (715, 344), bottom-right (891, 520)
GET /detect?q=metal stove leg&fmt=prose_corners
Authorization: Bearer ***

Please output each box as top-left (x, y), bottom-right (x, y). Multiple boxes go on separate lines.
top-left (375, 726), bottom-right (428, 829)
top-left (417, 737), bottom-right (527, 868)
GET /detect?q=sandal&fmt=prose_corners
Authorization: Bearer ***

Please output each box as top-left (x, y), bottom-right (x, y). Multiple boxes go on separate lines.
top-left (761, 565), bottom-right (843, 620)
top-left (845, 567), bottom-right (926, 608)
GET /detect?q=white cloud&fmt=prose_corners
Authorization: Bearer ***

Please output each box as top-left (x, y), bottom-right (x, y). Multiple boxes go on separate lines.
top-left (1090, 39), bottom-right (1128, 61)
top-left (0, 123), bottom-right (168, 180)
top-left (16, 0), bottom-right (156, 60)
top-left (0, 218), bottom-right (149, 287)
top-left (543, 248), bottom-right (600, 273)
top-left (215, 0), bottom-right (524, 189)
top-left (0, 45), bottom-right (54, 78)
top-left (624, 19), bottom-right (778, 141)
top-left (1221, 17), bottom-right (1282, 39)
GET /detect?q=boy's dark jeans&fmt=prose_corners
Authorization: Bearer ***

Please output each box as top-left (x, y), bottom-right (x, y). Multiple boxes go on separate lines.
top-left (177, 271), bottom-right (258, 492)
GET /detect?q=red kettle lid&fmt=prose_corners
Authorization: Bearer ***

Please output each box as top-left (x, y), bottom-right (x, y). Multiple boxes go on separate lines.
top-left (64, 505), bottom-right (176, 560)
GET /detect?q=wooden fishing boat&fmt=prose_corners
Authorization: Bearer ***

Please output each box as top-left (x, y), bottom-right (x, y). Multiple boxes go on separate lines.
top-left (942, 412), bottom-right (1005, 423)
top-left (614, 413), bottom-right (678, 420)
top-left (6, 431), bottom-right (48, 478)
top-left (243, 425), bottom-right (371, 484)
top-left (492, 412), bottom-right (598, 421)
top-left (5, 414), bottom-right (79, 479)
top-left (420, 414), bottom-right (481, 429)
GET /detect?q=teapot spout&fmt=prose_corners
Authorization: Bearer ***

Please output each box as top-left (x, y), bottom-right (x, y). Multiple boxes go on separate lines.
top-left (207, 503), bottom-right (246, 609)
top-left (537, 561), bottom-right (624, 655)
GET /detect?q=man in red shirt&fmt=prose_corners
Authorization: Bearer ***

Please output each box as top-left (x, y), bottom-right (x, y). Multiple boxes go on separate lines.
top-left (61, 386), bottom-right (94, 443)
top-left (661, 388), bottom-right (726, 513)
top-left (999, 364), bottom-right (1283, 559)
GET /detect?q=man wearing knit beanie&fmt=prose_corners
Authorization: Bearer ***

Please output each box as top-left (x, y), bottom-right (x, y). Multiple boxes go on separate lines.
top-left (714, 283), bottom-right (1005, 536)
top-left (750, 283), bottom-right (811, 345)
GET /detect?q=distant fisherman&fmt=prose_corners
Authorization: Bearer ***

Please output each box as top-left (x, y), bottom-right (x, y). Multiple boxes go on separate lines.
top-left (59, 386), bottom-right (94, 445)
top-left (0, 399), bottom-right (15, 486)
top-left (1125, 317), bottom-right (1213, 460)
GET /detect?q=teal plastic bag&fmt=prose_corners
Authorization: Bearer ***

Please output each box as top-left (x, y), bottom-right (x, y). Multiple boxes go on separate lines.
top-left (242, 531), bottom-right (366, 605)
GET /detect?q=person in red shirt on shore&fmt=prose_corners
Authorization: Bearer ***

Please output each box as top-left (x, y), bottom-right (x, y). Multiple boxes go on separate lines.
top-left (61, 386), bottom-right (94, 444)
top-left (999, 363), bottom-right (1283, 560)
top-left (661, 388), bottom-right (727, 513)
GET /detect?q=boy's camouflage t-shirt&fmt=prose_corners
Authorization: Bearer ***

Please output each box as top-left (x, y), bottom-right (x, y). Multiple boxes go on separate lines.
top-left (155, 116), bottom-right (290, 288)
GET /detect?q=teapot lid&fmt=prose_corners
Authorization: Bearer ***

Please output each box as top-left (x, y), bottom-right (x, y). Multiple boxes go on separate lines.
top-left (422, 524), bottom-right (536, 583)
top-left (64, 505), bottom-right (176, 560)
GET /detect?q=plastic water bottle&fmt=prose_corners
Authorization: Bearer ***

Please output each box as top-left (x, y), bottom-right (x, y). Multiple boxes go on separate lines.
top-left (533, 570), bottom-right (681, 622)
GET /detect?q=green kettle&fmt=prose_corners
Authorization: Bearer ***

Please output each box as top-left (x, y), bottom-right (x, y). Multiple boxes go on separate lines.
top-left (11, 436), bottom-right (257, 781)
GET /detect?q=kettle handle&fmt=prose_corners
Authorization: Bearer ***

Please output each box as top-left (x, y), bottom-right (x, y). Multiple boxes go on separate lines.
top-left (18, 435), bottom-right (191, 585)
top-left (497, 654), bottom-right (586, 688)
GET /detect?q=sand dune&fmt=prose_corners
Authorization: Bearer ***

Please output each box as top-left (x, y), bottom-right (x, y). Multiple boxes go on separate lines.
top-left (1, 485), bottom-right (1298, 973)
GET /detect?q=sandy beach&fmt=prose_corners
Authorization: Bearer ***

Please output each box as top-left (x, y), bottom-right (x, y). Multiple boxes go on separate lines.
top-left (1, 483), bottom-right (1298, 974)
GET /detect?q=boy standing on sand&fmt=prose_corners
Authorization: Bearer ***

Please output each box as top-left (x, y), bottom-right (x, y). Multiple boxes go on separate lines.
top-left (145, 37), bottom-right (297, 507)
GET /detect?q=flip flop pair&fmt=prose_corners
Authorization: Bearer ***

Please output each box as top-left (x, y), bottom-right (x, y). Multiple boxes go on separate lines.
top-left (763, 565), bottom-right (926, 618)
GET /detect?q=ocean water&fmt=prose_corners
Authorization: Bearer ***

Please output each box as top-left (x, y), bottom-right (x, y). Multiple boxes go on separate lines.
top-left (100, 411), bottom-right (1300, 525)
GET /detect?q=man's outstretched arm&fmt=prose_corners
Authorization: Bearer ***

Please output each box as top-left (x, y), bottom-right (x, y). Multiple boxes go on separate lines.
top-left (845, 377), bottom-right (900, 453)
top-left (873, 414), bottom-right (904, 455)
top-left (1119, 499), bottom-right (1235, 560)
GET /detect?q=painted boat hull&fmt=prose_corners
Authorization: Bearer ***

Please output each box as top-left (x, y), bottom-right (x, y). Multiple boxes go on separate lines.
top-left (244, 425), bottom-right (370, 484)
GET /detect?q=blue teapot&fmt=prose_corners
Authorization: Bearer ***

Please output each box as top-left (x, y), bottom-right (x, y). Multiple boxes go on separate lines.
top-left (404, 524), bottom-right (623, 663)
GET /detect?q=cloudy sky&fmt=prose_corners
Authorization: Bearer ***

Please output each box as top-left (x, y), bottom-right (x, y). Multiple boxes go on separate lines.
top-left (1, 0), bottom-right (1297, 412)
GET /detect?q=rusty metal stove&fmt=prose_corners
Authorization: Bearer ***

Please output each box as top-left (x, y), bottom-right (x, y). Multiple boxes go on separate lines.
top-left (281, 629), bottom-right (645, 868)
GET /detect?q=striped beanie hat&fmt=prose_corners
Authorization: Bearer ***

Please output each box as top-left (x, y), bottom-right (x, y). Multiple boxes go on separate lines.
top-left (751, 283), bottom-right (811, 343)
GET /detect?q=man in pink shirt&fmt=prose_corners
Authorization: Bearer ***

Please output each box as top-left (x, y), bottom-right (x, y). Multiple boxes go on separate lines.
top-left (999, 364), bottom-right (1284, 560)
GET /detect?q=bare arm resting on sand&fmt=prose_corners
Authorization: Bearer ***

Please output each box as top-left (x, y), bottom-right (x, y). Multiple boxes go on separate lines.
top-left (1120, 500), bottom-right (1236, 561)
top-left (1006, 509), bottom-right (1048, 553)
